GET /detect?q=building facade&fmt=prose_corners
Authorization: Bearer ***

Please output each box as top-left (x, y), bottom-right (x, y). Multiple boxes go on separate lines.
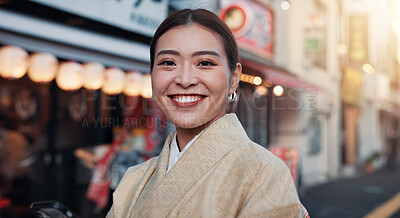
top-left (176, 0), bottom-right (342, 187)
top-left (284, 0), bottom-right (341, 186)
top-left (340, 0), bottom-right (400, 173)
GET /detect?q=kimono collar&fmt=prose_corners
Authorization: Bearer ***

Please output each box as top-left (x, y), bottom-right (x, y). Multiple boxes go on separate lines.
top-left (167, 113), bottom-right (230, 173)
top-left (159, 113), bottom-right (248, 179)
top-left (132, 113), bottom-right (249, 216)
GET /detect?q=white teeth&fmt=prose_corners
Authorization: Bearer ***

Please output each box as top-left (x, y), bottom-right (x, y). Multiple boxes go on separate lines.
top-left (173, 96), bottom-right (201, 103)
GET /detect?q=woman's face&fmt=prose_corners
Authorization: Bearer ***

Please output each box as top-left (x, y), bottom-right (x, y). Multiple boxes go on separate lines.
top-left (151, 24), bottom-right (240, 130)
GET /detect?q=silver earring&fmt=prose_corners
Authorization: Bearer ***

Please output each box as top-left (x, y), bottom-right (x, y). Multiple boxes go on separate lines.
top-left (228, 91), bottom-right (237, 102)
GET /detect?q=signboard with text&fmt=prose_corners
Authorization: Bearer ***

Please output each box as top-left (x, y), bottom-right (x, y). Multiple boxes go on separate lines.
top-left (304, 9), bottom-right (327, 69)
top-left (220, 0), bottom-right (274, 59)
top-left (32, 0), bottom-right (168, 36)
top-left (341, 67), bottom-right (363, 105)
top-left (348, 15), bottom-right (368, 63)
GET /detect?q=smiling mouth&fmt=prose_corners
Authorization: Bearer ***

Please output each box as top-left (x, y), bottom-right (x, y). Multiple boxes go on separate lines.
top-left (168, 94), bottom-right (206, 107)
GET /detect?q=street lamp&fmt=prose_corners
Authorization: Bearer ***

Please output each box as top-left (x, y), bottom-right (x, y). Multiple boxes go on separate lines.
top-left (281, 1), bottom-right (291, 11)
top-left (273, 85), bottom-right (284, 97)
top-left (362, 63), bottom-right (375, 75)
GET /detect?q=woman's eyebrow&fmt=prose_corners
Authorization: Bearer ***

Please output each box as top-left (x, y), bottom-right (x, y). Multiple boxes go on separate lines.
top-left (192, 50), bottom-right (221, 58)
top-left (157, 50), bottom-right (180, 57)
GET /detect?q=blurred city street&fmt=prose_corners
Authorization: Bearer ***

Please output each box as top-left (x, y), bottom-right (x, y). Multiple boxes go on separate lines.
top-left (301, 165), bottom-right (400, 218)
top-left (0, 0), bottom-right (400, 217)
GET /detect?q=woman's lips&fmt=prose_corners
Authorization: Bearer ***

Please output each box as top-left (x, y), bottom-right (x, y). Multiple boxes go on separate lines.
top-left (168, 94), bottom-right (206, 107)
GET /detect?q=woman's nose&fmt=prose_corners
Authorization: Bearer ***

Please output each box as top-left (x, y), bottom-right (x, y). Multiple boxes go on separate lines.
top-left (174, 65), bottom-right (199, 88)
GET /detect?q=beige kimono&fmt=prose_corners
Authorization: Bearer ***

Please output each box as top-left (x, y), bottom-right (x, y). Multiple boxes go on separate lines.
top-left (107, 114), bottom-right (302, 217)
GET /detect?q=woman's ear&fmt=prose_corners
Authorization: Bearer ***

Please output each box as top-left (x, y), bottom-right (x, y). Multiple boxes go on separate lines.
top-left (229, 63), bottom-right (242, 93)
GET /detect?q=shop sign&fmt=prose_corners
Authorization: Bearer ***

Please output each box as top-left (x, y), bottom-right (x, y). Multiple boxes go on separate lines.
top-left (220, 0), bottom-right (274, 59)
top-left (341, 67), bottom-right (363, 105)
top-left (32, 0), bottom-right (168, 36)
top-left (269, 146), bottom-right (299, 185)
top-left (304, 9), bottom-right (327, 69)
top-left (304, 28), bottom-right (326, 68)
top-left (348, 15), bottom-right (368, 63)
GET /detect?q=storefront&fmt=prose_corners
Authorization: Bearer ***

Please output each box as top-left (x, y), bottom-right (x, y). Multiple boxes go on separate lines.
top-left (219, 0), bottom-right (326, 188)
top-left (340, 67), bottom-right (362, 166)
top-left (0, 1), bottom-right (169, 217)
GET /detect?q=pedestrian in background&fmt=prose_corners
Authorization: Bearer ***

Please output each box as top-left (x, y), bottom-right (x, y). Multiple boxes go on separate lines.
top-left (107, 9), bottom-right (302, 217)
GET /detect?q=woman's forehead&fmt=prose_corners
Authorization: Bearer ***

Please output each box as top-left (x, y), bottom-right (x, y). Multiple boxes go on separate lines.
top-left (156, 24), bottom-right (225, 53)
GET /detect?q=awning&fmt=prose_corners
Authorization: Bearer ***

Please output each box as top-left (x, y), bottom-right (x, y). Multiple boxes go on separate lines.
top-left (240, 58), bottom-right (328, 93)
top-left (0, 9), bottom-right (150, 72)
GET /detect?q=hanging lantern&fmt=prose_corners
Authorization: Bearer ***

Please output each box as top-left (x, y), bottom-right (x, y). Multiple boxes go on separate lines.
top-left (28, 52), bottom-right (58, 83)
top-left (141, 74), bottom-right (152, 98)
top-left (56, 61), bottom-right (84, 91)
top-left (102, 67), bottom-right (125, 95)
top-left (82, 62), bottom-right (105, 90)
top-left (0, 45), bottom-right (29, 79)
top-left (124, 71), bottom-right (143, 96)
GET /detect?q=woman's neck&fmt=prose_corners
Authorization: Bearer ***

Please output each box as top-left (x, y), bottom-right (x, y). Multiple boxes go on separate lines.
top-left (175, 127), bottom-right (204, 152)
top-left (174, 113), bottom-right (228, 151)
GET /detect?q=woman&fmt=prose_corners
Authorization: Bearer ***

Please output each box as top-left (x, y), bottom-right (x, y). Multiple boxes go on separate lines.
top-left (107, 9), bottom-right (302, 217)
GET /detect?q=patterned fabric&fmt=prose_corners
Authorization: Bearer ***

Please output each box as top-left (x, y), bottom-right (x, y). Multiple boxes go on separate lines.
top-left (107, 113), bottom-right (303, 217)
top-left (167, 114), bottom-right (228, 173)
top-left (167, 132), bottom-right (198, 173)
top-left (301, 204), bottom-right (310, 218)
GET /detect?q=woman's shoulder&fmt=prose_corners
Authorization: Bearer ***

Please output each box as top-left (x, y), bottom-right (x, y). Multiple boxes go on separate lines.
top-left (215, 114), bottom-right (289, 172)
top-left (114, 156), bottom-right (159, 193)
top-left (124, 156), bottom-right (159, 175)
top-left (234, 139), bottom-right (290, 174)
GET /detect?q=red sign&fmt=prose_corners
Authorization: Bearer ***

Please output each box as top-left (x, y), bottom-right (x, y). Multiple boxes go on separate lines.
top-left (220, 0), bottom-right (274, 59)
top-left (86, 130), bottom-right (128, 210)
top-left (269, 146), bottom-right (299, 185)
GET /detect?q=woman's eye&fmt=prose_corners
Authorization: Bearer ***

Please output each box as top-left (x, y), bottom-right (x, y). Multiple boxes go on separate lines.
top-left (198, 61), bottom-right (216, 67)
top-left (159, 60), bottom-right (176, 66)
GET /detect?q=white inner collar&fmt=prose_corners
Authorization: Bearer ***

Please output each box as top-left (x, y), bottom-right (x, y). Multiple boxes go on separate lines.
top-left (166, 114), bottom-right (229, 174)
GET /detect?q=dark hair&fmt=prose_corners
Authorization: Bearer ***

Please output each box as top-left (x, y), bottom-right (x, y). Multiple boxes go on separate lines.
top-left (150, 9), bottom-right (239, 73)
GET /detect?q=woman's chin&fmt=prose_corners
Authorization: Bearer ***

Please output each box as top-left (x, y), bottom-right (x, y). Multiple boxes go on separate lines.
top-left (170, 117), bottom-right (206, 130)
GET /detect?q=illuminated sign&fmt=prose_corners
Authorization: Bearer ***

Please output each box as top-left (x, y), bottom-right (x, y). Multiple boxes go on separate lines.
top-left (348, 15), bottom-right (368, 63)
top-left (220, 2), bottom-right (253, 37)
top-left (341, 67), bottom-right (363, 105)
top-left (220, 0), bottom-right (274, 59)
